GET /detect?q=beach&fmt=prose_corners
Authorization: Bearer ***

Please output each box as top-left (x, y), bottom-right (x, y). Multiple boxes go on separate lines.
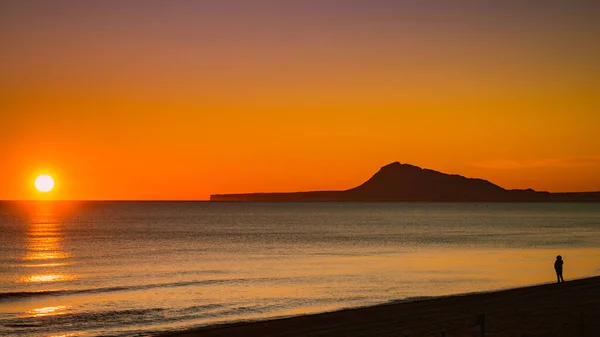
top-left (161, 276), bottom-right (600, 337)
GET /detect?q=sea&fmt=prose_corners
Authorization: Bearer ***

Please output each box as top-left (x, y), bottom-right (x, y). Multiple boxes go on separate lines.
top-left (1, 201), bottom-right (599, 337)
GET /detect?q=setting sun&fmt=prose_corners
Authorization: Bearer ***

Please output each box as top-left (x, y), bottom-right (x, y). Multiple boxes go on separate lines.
top-left (34, 174), bottom-right (55, 193)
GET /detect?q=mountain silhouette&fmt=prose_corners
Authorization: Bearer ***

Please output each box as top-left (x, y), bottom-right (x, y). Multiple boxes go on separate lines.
top-left (210, 162), bottom-right (600, 202)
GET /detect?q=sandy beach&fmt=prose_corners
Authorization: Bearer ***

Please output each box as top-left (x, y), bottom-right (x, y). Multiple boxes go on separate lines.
top-left (160, 276), bottom-right (600, 337)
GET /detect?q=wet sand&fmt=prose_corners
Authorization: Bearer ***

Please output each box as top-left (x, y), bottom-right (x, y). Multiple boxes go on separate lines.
top-left (160, 276), bottom-right (600, 337)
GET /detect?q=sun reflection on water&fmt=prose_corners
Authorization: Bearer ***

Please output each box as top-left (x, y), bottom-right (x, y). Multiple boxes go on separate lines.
top-left (18, 202), bottom-right (75, 283)
top-left (25, 305), bottom-right (70, 317)
top-left (23, 250), bottom-right (70, 261)
top-left (20, 274), bottom-right (75, 283)
top-left (22, 262), bottom-right (70, 268)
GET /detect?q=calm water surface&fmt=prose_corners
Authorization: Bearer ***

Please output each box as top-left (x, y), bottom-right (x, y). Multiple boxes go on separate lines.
top-left (1, 202), bottom-right (599, 336)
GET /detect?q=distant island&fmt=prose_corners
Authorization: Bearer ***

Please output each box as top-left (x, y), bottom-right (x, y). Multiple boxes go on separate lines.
top-left (210, 162), bottom-right (600, 202)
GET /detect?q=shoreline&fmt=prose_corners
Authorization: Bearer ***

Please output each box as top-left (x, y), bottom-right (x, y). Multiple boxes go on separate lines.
top-left (158, 276), bottom-right (600, 337)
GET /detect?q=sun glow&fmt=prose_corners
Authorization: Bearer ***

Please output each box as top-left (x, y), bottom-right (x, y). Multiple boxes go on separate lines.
top-left (34, 174), bottom-right (55, 193)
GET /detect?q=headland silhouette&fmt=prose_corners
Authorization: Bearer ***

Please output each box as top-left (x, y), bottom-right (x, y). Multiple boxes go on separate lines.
top-left (210, 162), bottom-right (600, 202)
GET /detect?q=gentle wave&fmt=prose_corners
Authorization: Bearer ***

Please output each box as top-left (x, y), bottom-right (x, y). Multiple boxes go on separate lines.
top-left (0, 278), bottom-right (257, 301)
top-left (2, 308), bottom-right (167, 332)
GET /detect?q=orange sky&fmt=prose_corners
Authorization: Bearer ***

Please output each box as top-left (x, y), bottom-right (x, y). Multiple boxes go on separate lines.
top-left (1, 1), bottom-right (599, 200)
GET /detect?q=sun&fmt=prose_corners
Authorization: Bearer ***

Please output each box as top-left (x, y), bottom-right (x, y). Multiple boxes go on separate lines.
top-left (35, 174), bottom-right (55, 193)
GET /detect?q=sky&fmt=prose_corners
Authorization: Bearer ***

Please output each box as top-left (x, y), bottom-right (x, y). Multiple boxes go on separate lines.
top-left (1, 1), bottom-right (599, 200)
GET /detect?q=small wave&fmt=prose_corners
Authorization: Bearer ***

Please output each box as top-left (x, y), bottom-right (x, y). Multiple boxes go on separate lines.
top-left (2, 308), bottom-right (166, 331)
top-left (385, 296), bottom-right (437, 305)
top-left (0, 277), bottom-right (268, 301)
top-left (0, 275), bottom-right (304, 301)
top-left (177, 303), bottom-right (224, 314)
top-left (3, 323), bottom-right (43, 328)
top-left (0, 289), bottom-right (66, 299)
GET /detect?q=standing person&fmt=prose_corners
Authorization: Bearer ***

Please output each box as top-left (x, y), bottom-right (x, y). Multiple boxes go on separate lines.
top-left (554, 255), bottom-right (564, 283)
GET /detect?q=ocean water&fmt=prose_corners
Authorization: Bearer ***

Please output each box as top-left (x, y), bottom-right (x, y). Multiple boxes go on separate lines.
top-left (1, 202), bottom-right (599, 337)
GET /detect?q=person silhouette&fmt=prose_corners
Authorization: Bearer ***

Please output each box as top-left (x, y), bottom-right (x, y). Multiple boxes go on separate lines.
top-left (554, 255), bottom-right (564, 283)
